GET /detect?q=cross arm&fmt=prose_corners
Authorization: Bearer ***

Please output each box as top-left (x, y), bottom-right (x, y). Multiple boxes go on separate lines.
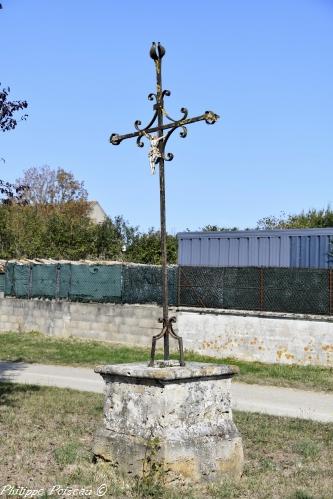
top-left (110, 111), bottom-right (219, 145)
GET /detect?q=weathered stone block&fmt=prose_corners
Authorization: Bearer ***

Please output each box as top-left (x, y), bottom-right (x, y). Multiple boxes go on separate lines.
top-left (93, 362), bottom-right (243, 484)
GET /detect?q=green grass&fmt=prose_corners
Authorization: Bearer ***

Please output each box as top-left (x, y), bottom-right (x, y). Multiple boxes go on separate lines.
top-left (0, 331), bottom-right (332, 392)
top-left (0, 383), bottom-right (332, 498)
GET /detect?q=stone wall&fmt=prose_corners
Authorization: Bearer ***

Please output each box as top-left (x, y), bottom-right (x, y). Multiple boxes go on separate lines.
top-left (0, 298), bottom-right (160, 348)
top-left (177, 308), bottom-right (333, 367)
top-left (0, 297), bottom-right (332, 367)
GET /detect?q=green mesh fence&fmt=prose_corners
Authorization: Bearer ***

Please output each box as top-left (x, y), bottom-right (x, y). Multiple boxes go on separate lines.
top-left (4, 262), bottom-right (176, 305)
top-left (5, 262), bottom-right (122, 302)
top-left (122, 264), bottom-right (177, 305)
top-left (222, 267), bottom-right (261, 310)
top-left (69, 264), bottom-right (122, 302)
top-left (263, 268), bottom-right (329, 315)
top-left (5, 263), bottom-right (32, 298)
top-left (177, 266), bottom-right (224, 308)
top-left (178, 266), bottom-right (333, 315)
top-left (4, 262), bottom-right (333, 315)
top-left (4, 263), bottom-right (15, 296)
top-left (58, 263), bottom-right (71, 300)
top-left (31, 264), bottom-right (58, 299)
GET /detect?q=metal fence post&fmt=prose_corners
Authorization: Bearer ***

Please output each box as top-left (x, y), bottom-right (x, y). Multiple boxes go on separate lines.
top-left (28, 264), bottom-right (33, 299)
top-left (68, 263), bottom-right (72, 301)
top-left (259, 267), bottom-right (265, 311)
top-left (329, 269), bottom-right (333, 315)
top-left (55, 264), bottom-right (61, 300)
top-left (177, 266), bottom-right (181, 307)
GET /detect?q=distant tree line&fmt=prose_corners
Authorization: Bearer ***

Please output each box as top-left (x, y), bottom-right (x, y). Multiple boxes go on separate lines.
top-left (202, 208), bottom-right (333, 232)
top-left (0, 166), bottom-right (177, 262)
top-left (0, 202), bottom-right (178, 263)
top-left (0, 166), bottom-right (332, 263)
top-left (256, 207), bottom-right (333, 230)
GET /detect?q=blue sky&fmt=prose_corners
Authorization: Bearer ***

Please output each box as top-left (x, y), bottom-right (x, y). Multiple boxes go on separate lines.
top-left (1, 0), bottom-right (333, 233)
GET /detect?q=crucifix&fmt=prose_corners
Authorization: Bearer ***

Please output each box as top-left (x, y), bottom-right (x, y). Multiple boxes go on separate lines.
top-left (110, 42), bottom-right (219, 367)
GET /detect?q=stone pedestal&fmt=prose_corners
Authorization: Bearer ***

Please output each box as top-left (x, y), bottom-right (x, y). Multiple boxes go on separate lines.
top-left (93, 362), bottom-right (243, 484)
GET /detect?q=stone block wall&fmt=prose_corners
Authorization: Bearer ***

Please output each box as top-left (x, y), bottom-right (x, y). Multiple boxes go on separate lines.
top-left (177, 308), bottom-right (333, 367)
top-left (0, 297), bottom-right (332, 367)
top-left (0, 298), bottom-right (161, 348)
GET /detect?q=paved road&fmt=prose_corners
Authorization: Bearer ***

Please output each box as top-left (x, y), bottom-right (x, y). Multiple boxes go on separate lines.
top-left (0, 361), bottom-right (332, 423)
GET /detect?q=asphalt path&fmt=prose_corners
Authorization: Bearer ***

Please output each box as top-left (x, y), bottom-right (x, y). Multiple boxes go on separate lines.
top-left (0, 361), bottom-right (332, 423)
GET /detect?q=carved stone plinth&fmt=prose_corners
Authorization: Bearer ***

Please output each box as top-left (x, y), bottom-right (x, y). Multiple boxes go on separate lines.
top-left (93, 362), bottom-right (243, 484)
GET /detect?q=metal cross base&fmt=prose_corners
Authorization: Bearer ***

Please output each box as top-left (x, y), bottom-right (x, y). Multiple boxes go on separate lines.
top-left (149, 316), bottom-right (185, 367)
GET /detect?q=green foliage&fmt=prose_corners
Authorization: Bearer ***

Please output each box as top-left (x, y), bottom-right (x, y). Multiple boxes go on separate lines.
top-left (0, 84), bottom-right (28, 133)
top-left (0, 202), bottom-right (129, 260)
top-left (94, 217), bottom-right (124, 260)
top-left (0, 202), bottom-right (93, 259)
top-left (125, 228), bottom-right (178, 265)
top-left (257, 206), bottom-right (333, 230)
top-left (201, 224), bottom-right (239, 232)
top-left (95, 215), bottom-right (138, 260)
top-left (0, 199), bottom-right (177, 264)
top-left (134, 437), bottom-right (166, 497)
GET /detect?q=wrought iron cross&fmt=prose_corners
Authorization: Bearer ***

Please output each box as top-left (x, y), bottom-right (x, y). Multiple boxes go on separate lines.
top-left (110, 42), bottom-right (219, 367)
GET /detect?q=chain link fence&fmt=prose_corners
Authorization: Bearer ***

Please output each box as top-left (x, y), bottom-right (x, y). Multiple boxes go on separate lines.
top-left (178, 266), bottom-right (333, 315)
top-left (3, 261), bottom-right (333, 315)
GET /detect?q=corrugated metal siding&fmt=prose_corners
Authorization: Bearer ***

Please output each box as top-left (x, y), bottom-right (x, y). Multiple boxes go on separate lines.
top-left (177, 229), bottom-right (333, 268)
top-left (290, 235), bottom-right (332, 268)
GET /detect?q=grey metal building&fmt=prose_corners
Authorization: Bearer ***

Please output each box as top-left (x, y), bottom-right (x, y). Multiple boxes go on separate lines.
top-left (177, 228), bottom-right (333, 268)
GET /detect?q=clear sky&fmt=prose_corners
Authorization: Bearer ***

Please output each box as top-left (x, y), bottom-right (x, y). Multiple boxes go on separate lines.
top-left (1, 0), bottom-right (333, 233)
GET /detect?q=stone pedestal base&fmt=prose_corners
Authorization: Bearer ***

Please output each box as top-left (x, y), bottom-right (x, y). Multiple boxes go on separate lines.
top-left (93, 362), bottom-right (243, 484)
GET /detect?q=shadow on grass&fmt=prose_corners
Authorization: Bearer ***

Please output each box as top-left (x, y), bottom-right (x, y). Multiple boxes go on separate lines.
top-left (0, 361), bottom-right (40, 407)
top-left (0, 382), bottom-right (40, 407)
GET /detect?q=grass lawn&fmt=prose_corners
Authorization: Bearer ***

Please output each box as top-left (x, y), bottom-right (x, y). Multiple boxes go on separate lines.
top-left (0, 382), bottom-right (332, 498)
top-left (0, 331), bottom-right (333, 392)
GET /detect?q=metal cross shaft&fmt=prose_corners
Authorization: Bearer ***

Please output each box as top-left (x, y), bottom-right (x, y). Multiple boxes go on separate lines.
top-left (110, 42), bottom-right (219, 367)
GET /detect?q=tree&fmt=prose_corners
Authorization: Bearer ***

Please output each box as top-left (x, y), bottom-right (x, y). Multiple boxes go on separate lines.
top-left (0, 85), bottom-right (28, 133)
top-left (0, 198), bottom-right (143, 261)
top-left (257, 207), bottom-right (333, 230)
top-left (0, 201), bottom-right (97, 259)
top-left (94, 216), bottom-right (137, 260)
top-left (125, 228), bottom-right (178, 265)
top-left (15, 166), bottom-right (88, 204)
top-left (0, 180), bottom-right (26, 204)
top-left (55, 168), bottom-right (88, 203)
top-left (0, 4), bottom-right (29, 202)
top-left (1, 3), bottom-right (28, 133)
top-left (0, 84), bottom-right (28, 200)
top-left (44, 202), bottom-right (96, 259)
top-left (200, 224), bottom-right (239, 232)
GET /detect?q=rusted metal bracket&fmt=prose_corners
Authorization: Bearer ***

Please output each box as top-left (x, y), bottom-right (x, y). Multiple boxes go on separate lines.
top-left (149, 316), bottom-right (185, 367)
